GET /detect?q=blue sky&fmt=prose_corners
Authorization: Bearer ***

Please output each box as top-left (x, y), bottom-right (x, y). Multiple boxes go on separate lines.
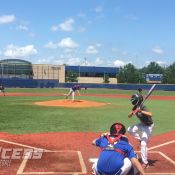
top-left (0, 0), bottom-right (175, 68)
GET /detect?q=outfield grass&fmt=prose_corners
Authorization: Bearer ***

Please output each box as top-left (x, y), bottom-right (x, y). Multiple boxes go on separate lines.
top-left (0, 88), bottom-right (175, 135)
top-left (5, 87), bottom-right (175, 95)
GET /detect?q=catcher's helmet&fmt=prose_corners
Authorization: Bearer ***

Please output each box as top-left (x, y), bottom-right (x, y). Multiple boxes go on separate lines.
top-left (110, 122), bottom-right (126, 136)
top-left (130, 93), bottom-right (143, 106)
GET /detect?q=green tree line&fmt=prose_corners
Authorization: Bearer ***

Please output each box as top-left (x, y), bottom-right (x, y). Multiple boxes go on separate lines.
top-left (117, 61), bottom-right (175, 84)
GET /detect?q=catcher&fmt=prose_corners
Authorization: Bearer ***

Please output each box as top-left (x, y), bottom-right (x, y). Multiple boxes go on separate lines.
top-left (127, 91), bottom-right (154, 169)
top-left (92, 122), bottom-right (145, 175)
top-left (0, 85), bottom-right (5, 96)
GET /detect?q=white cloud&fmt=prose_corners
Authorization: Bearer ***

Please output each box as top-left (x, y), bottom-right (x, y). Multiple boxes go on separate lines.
top-left (111, 48), bottom-right (128, 56)
top-left (57, 54), bottom-right (81, 65)
top-left (28, 33), bottom-right (36, 38)
top-left (113, 60), bottom-right (126, 67)
top-left (37, 58), bottom-right (49, 63)
top-left (94, 57), bottom-right (103, 66)
top-left (145, 61), bottom-right (150, 66)
top-left (44, 41), bottom-right (57, 49)
top-left (59, 18), bottom-right (74, 31)
top-left (63, 48), bottom-right (75, 53)
top-left (58, 37), bottom-right (79, 49)
top-left (145, 60), bottom-right (167, 67)
top-left (66, 57), bottom-right (81, 65)
top-left (95, 43), bottom-right (102, 47)
top-left (86, 45), bottom-right (98, 54)
top-left (50, 25), bottom-right (59, 32)
top-left (125, 14), bottom-right (138, 21)
top-left (4, 44), bottom-right (37, 58)
top-left (54, 59), bottom-right (64, 65)
top-left (152, 46), bottom-right (164, 55)
top-left (33, 55), bottom-right (102, 67)
top-left (0, 14), bottom-right (15, 24)
top-left (16, 24), bottom-right (28, 31)
top-left (78, 26), bottom-right (86, 33)
top-left (77, 12), bottom-right (86, 18)
top-left (156, 61), bottom-right (167, 67)
top-left (51, 18), bottom-right (74, 32)
top-left (94, 6), bottom-right (103, 13)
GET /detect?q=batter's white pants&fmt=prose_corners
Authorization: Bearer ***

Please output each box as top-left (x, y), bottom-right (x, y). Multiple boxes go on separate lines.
top-left (127, 123), bottom-right (154, 164)
top-left (92, 157), bottom-right (132, 175)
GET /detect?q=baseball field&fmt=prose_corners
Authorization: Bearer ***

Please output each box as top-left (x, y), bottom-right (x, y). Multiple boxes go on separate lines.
top-left (0, 87), bottom-right (175, 175)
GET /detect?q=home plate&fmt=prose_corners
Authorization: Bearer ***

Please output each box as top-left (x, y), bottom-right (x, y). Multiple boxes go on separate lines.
top-left (89, 158), bottom-right (98, 163)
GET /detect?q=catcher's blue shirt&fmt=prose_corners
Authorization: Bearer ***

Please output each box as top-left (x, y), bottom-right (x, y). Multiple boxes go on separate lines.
top-left (95, 136), bottom-right (136, 175)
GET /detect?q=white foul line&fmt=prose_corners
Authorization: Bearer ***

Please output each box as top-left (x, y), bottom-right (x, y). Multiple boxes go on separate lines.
top-left (157, 151), bottom-right (175, 165)
top-left (148, 140), bottom-right (175, 150)
top-left (0, 139), bottom-right (51, 151)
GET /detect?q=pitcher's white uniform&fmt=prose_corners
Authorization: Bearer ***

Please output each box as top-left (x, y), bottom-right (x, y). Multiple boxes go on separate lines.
top-left (66, 84), bottom-right (80, 101)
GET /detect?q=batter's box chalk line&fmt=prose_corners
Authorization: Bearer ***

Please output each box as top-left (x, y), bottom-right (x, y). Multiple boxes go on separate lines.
top-left (0, 139), bottom-right (87, 175)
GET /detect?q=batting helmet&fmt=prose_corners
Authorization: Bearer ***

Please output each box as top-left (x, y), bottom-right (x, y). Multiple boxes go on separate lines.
top-left (110, 122), bottom-right (126, 136)
top-left (130, 93), bottom-right (143, 106)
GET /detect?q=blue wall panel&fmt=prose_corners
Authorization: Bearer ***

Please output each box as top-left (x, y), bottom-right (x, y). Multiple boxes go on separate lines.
top-left (1, 78), bottom-right (175, 91)
top-left (58, 83), bottom-right (175, 91)
top-left (0, 78), bottom-right (59, 88)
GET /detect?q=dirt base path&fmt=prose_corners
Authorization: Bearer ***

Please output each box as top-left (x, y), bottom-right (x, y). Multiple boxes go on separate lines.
top-left (0, 92), bottom-right (175, 174)
top-left (1, 92), bottom-right (175, 100)
top-left (0, 131), bottom-right (174, 175)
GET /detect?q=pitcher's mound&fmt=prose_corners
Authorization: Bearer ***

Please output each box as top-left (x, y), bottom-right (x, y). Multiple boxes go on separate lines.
top-left (34, 99), bottom-right (108, 108)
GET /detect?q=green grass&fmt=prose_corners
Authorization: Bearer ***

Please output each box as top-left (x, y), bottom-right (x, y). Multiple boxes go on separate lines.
top-left (0, 88), bottom-right (175, 135)
top-left (5, 87), bottom-right (175, 96)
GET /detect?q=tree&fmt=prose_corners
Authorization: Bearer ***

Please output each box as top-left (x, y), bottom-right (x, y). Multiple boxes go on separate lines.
top-left (138, 69), bottom-right (146, 83)
top-left (103, 74), bottom-right (110, 83)
top-left (163, 62), bottom-right (175, 84)
top-left (117, 63), bottom-right (141, 83)
top-left (141, 62), bottom-right (164, 74)
top-left (117, 67), bottom-right (126, 83)
top-left (65, 71), bottom-right (78, 82)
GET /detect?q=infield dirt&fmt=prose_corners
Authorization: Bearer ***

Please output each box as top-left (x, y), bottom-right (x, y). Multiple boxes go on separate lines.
top-left (34, 99), bottom-right (108, 108)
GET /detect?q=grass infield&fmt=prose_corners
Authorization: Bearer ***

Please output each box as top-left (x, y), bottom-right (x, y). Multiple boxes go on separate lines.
top-left (0, 88), bottom-right (175, 135)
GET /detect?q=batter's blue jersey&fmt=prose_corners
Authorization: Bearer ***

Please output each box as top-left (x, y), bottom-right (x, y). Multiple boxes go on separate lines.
top-left (95, 136), bottom-right (136, 175)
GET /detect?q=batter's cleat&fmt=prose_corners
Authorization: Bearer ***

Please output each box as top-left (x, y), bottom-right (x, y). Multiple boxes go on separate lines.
top-left (142, 163), bottom-right (149, 169)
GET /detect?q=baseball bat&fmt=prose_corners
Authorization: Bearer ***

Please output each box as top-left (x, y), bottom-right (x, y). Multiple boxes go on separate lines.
top-left (141, 84), bottom-right (156, 105)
